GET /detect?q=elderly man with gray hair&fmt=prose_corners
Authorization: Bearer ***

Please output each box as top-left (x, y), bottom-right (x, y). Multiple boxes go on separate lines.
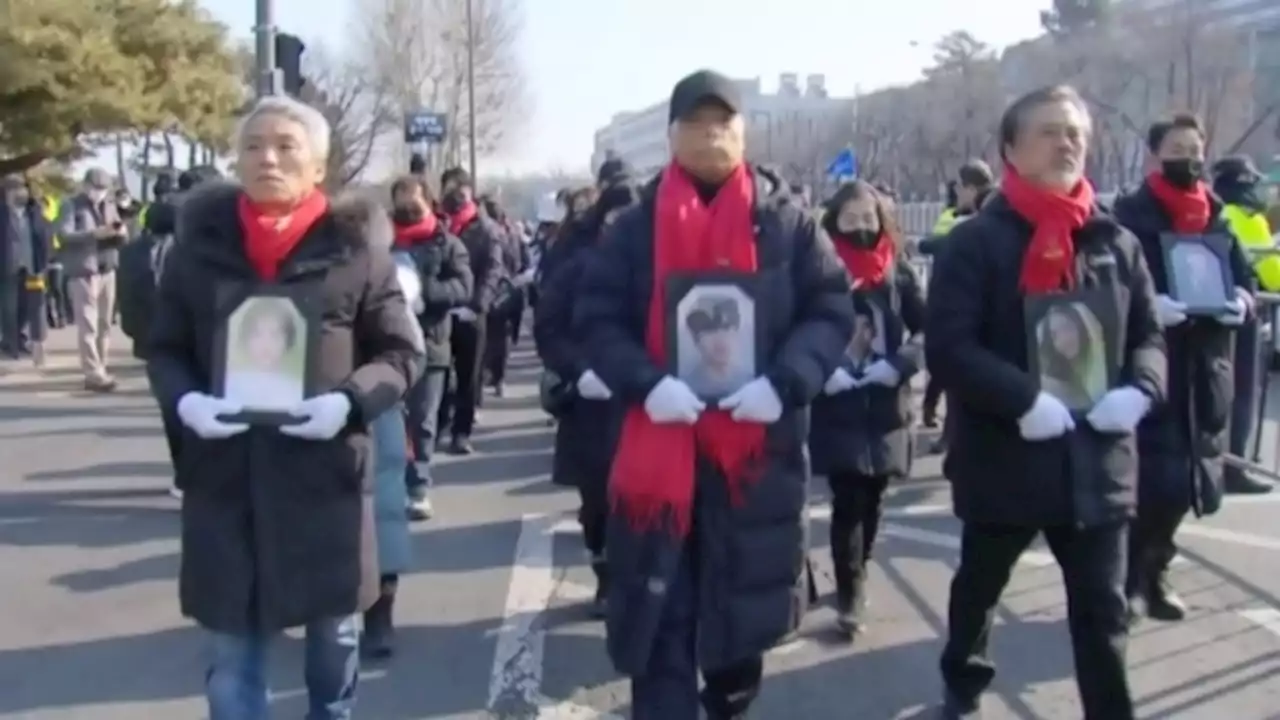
top-left (57, 167), bottom-right (127, 391)
top-left (145, 94), bottom-right (423, 718)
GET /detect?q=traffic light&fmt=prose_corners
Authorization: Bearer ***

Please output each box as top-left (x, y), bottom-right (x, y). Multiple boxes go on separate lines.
top-left (275, 33), bottom-right (306, 96)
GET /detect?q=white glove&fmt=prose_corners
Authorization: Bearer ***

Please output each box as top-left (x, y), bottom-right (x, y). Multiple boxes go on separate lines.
top-left (1155, 294), bottom-right (1188, 328)
top-left (1219, 287), bottom-right (1253, 327)
top-left (411, 297), bottom-right (425, 314)
top-left (1086, 386), bottom-right (1151, 434)
top-left (575, 369), bottom-right (612, 400)
top-left (823, 367), bottom-right (857, 395)
top-left (280, 392), bottom-right (353, 441)
top-left (176, 392), bottom-right (250, 439)
top-left (1018, 392), bottom-right (1075, 441)
top-left (643, 376), bottom-right (705, 424)
top-left (515, 268), bottom-right (537, 286)
top-left (450, 307), bottom-right (478, 323)
top-left (718, 376), bottom-right (783, 423)
top-left (854, 359), bottom-right (901, 388)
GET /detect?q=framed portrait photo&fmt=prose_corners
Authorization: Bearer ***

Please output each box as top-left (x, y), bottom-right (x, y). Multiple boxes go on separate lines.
top-left (211, 286), bottom-right (320, 425)
top-left (1025, 290), bottom-right (1121, 414)
top-left (665, 272), bottom-right (766, 402)
top-left (847, 294), bottom-right (897, 373)
top-left (1160, 233), bottom-right (1235, 316)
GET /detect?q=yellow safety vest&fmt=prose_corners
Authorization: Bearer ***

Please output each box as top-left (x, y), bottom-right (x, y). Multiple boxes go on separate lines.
top-left (1222, 204), bottom-right (1280, 292)
top-left (931, 208), bottom-right (957, 236)
top-left (42, 196), bottom-right (61, 251)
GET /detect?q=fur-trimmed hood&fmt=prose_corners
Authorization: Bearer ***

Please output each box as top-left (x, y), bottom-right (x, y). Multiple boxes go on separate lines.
top-left (175, 181), bottom-right (393, 251)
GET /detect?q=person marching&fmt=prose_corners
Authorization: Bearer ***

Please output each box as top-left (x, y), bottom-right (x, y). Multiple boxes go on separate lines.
top-left (809, 179), bottom-right (926, 637)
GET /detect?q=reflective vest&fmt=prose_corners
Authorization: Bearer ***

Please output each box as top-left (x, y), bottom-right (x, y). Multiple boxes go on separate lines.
top-left (1222, 204), bottom-right (1280, 292)
top-left (41, 196), bottom-right (61, 251)
top-left (931, 208), bottom-right (958, 235)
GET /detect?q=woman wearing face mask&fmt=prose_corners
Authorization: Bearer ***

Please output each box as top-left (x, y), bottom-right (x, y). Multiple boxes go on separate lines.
top-left (809, 180), bottom-right (926, 637)
top-left (1112, 114), bottom-right (1255, 625)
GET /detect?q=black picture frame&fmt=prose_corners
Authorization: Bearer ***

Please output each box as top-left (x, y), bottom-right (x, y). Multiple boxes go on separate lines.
top-left (847, 293), bottom-right (899, 373)
top-left (1160, 233), bottom-right (1236, 316)
top-left (665, 272), bottom-right (766, 403)
top-left (211, 284), bottom-right (321, 426)
top-left (1024, 289), bottom-right (1122, 414)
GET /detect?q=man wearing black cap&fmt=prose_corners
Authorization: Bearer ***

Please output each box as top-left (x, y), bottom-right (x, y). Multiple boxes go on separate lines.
top-left (574, 69), bottom-right (853, 719)
top-left (597, 153), bottom-right (632, 191)
top-left (437, 166), bottom-right (504, 454)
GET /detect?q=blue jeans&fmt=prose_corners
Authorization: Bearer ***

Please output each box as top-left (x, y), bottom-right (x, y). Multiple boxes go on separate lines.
top-left (205, 614), bottom-right (360, 720)
top-left (405, 368), bottom-right (447, 488)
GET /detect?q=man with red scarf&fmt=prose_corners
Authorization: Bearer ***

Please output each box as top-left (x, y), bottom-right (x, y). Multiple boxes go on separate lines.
top-left (573, 69), bottom-right (854, 719)
top-left (1113, 114), bottom-right (1254, 627)
top-left (437, 167), bottom-right (504, 454)
top-left (926, 85), bottom-right (1167, 720)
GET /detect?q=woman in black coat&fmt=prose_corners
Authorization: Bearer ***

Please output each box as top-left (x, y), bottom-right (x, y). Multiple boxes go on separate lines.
top-left (809, 181), bottom-right (925, 636)
top-left (146, 96), bottom-right (423, 718)
top-left (534, 181), bottom-right (639, 617)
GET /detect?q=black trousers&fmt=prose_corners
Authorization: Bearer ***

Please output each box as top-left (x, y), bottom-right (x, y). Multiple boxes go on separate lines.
top-left (923, 375), bottom-right (943, 421)
top-left (445, 318), bottom-right (485, 437)
top-left (484, 312), bottom-right (510, 386)
top-left (940, 521), bottom-right (1132, 719)
top-left (1126, 502), bottom-right (1183, 597)
top-left (827, 472), bottom-right (890, 603)
top-left (578, 477), bottom-right (608, 558)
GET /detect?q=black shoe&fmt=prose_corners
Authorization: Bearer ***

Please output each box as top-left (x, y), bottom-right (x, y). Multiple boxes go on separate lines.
top-left (1225, 473), bottom-right (1273, 495)
top-left (590, 555), bottom-right (609, 618)
top-left (1146, 578), bottom-right (1187, 622)
top-left (361, 592), bottom-right (396, 660)
top-left (940, 693), bottom-right (981, 719)
top-left (493, 382), bottom-right (505, 398)
top-left (449, 435), bottom-right (474, 455)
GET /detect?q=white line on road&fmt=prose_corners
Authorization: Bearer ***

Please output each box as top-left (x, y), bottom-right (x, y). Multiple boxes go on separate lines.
top-left (1239, 608), bottom-right (1280, 639)
top-left (1178, 523), bottom-right (1280, 551)
top-left (491, 512), bottom-right (622, 719)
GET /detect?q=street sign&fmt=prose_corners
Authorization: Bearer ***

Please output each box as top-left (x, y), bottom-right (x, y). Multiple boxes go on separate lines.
top-left (404, 111), bottom-right (447, 144)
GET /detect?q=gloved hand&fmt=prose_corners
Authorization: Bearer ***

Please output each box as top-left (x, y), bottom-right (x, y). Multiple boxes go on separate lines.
top-left (823, 367), bottom-right (857, 395)
top-left (281, 392), bottom-right (353, 441)
top-left (1219, 287), bottom-right (1253, 327)
top-left (643, 376), bottom-right (705, 424)
top-left (450, 307), bottom-right (478, 323)
top-left (1017, 392), bottom-right (1075, 441)
top-left (176, 392), bottom-right (250, 439)
top-left (515, 268), bottom-right (537, 286)
top-left (575, 369), bottom-right (612, 400)
top-left (1086, 386), bottom-right (1151, 434)
top-left (1155, 294), bottom-right (1188, 328)
top-left (854, 359), bottom-right (901, 388)
top-left (718, 376), bottom-right (783, 423)
top-left (411, 297), bottom-right (425, 314)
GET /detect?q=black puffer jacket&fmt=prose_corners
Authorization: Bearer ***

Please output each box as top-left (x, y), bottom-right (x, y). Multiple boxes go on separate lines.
top-left (573, 166), bottom-right (854, 674)
top-left (451, 213), bottom-right (505, 314)
top-left (1113, 182), bottom-right (1251, 516)
top-left (926, 194), bottom-right (1167, 529)
top-left (393, 223), bottom-right (474, 368)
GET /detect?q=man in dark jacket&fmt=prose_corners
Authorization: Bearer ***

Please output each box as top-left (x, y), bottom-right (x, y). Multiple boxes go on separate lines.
top-left (479, 194), bottom-right (528, 396)
top-left (146, 96), bottom-right (423, 719)
top-left (0, 175), bottom-right (54, 359)
top-left (926, 85), bottom-right (1167, 720)
top-left (1113, 114), bottom-right (1254, 624)
top-left (389, 174), bottom-right (473, 519)
top-left (573, 69), bottom-right (854, 720)
top-left (437, 167), bottom-right (504, 454)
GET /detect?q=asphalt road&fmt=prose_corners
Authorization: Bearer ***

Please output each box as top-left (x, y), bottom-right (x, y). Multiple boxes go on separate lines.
top-left (5, 327), bottom-right (1280, 719)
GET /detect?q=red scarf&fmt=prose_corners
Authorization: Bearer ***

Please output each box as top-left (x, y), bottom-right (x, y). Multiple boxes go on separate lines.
top-left (237, 191), bottom-right (329, 281)
top-left (834, 233), bottom-right (894, 288)
top-left (393, 214), bottom-right (439, 248)
top-left (1146, 172), bottom-right (1211, 233)
top-left (609, 164), bottom-right (766, 538)
top-left (447, 200), bottom-right (478, 236)
top-left (1001, 166), bottom-right (1095, 294)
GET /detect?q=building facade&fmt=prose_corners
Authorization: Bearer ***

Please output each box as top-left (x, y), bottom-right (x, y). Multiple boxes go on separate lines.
top-left (591, 74), bottom-right (855, 184)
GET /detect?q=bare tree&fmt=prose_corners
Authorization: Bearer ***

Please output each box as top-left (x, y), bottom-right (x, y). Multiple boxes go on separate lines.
top-left (358, 0), bottom-right (528, 178)
top-left (300, 42), bottom-right (394, 189)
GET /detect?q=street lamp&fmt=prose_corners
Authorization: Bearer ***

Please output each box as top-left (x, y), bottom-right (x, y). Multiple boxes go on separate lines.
top-left (466, 0), bottom-right (477, 188)
top-left (254, 0), bottom-right (279, 97)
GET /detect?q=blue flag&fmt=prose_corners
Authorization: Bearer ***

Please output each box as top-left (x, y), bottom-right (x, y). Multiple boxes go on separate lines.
top-left (826, 148), bottom-right (858, 179)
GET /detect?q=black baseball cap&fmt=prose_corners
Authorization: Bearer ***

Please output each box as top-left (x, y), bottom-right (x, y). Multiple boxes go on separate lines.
top-left (668, 70), bottom-right (741, 124)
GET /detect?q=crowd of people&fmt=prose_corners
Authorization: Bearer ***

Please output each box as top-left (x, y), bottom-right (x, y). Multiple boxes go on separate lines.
top-left (3, 63), bottom-right (1279, 720)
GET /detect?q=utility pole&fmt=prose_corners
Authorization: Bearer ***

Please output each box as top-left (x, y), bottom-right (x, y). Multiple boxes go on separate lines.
top-left (465, 0), bottom-right (478, 187)
top-left (254, 0), bottom-right (280, 97)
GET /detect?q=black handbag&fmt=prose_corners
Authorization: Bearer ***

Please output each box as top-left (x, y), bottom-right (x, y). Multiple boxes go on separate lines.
top-left (539, 369), bottom-right (576, 417)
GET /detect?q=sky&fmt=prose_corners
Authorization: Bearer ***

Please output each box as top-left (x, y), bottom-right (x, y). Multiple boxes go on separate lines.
top-left (111, 0), bottom-right (1049, 181)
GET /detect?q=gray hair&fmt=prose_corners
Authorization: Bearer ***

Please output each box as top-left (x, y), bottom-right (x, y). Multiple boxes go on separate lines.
top-left (233, 95), bottom-right (331, 163)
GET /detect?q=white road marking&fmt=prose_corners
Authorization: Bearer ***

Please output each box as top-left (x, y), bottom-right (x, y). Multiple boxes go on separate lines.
top-left (1239, 608), bottom-right (1280, 639)
top-left (491, 512), bottom-right (622, 719)
top-left (1178, 523), bottom-right (1280, 551)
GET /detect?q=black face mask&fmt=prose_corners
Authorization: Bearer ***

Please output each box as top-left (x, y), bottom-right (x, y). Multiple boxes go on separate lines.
top-left (392, 204), bottom-right (425, 226)
top-left (841, 228), bottom-right (880, 248)
top-left (1161, 159), bottom-right (1203, 190)
top-left (441, 190), bottom-right (467, 214)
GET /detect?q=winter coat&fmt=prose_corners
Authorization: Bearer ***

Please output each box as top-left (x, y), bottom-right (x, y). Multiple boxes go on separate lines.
top-left (1113, 183), bottom-right (1250, 516)
top-left (146, 182), bottom-right (425, 635)
top-left (0, 200), bottom-right (54, 278)
top-left (534, 219), bottom-right (623, 489)
top-left (925, 194), bottom-right (1167, 529)
top-left (55, 192), bottom-right (125, 278)
top-left (453, 214), bottom-right (505, 315)
top-left (573, 166), bottom-right (854, 674)
top-left (394, 224), bottom-right (474, 368)
top-left (810, 256), bottom-right (926, 479)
